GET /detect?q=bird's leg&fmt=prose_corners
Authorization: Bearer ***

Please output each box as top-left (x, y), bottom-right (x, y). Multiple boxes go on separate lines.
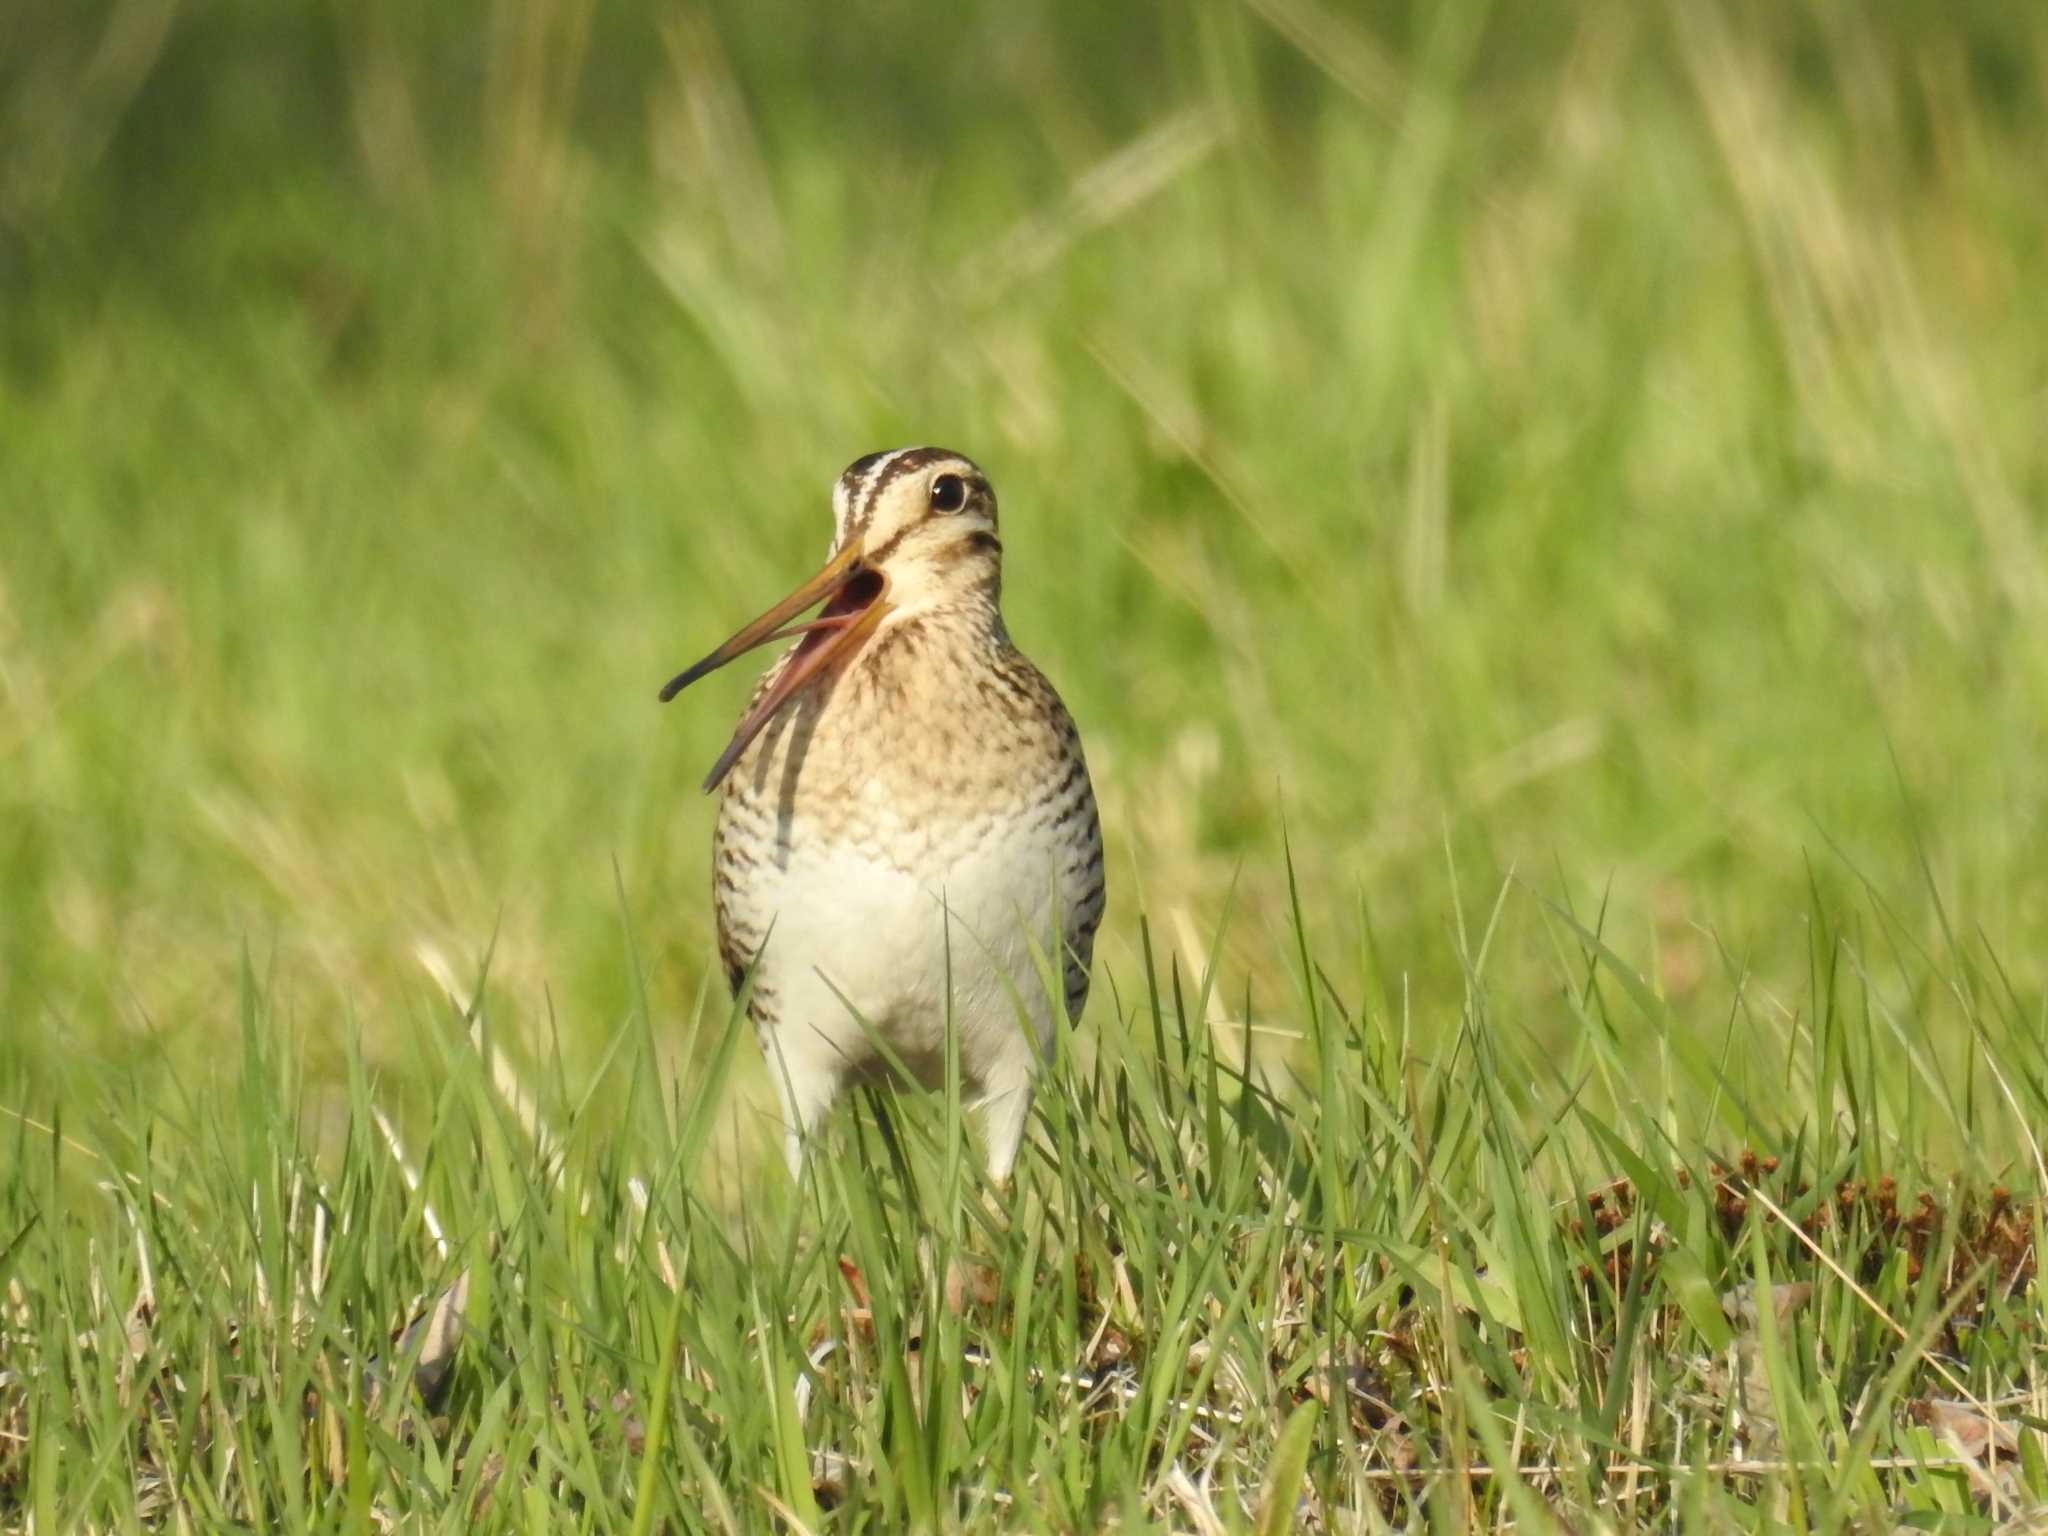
top-left (976, 1063), bottom-right (1037, 1188)
top-left (764, 1034), bottom-right (844, 1184)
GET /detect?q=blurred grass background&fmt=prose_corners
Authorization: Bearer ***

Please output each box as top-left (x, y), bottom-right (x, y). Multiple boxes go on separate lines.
top-left (3, 0), bottom-right (2044, 1131)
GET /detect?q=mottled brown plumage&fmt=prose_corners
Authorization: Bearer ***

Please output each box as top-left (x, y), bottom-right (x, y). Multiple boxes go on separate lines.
top-left (665, 448), bottom-right (1104, 1180)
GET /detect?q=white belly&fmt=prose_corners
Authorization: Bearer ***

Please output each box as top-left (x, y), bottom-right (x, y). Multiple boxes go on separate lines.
top-left (742, 810), bottom-right (1068, 1088)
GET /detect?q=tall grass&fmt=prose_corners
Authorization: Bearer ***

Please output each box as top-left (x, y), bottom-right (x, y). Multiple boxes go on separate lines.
top-left (3, 0), bottom-right (2046, 1525)
top-left (3, 868), bottom-right (2043, 1529)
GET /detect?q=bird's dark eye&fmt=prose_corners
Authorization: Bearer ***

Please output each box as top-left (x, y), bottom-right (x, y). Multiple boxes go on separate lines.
top-left (929, 474), bottom-right (967, 513)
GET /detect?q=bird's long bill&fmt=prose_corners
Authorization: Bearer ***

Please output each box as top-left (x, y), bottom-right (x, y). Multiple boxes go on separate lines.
top-left (657, 541), bottom-right (891, 793)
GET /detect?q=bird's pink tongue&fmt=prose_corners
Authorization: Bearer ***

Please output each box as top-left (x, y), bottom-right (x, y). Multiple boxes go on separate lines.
top-left (791, 570), bottom-right (881, 665)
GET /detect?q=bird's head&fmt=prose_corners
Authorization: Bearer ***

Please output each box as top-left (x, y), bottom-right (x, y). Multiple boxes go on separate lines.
top-left (659, 447), bottom-right (1003, 791)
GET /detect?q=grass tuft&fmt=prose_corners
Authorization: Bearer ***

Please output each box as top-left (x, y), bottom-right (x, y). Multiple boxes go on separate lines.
top-left (4, 871), bottom-right (2046, 1528)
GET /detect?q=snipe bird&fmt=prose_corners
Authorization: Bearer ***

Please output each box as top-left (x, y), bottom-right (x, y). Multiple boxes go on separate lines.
top-left (659, 448), bottom-right (1105, 1182)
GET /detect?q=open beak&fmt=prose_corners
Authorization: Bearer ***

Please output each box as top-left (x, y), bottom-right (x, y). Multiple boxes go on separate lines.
top-left (658, 541), bottom-right (893, 793)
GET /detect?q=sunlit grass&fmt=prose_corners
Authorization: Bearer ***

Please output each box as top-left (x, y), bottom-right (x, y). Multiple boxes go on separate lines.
top-left (4, 0), bottom-right (2047, 1526)
top-left (3, 866), bottom-right (2043, 1529)
top-left (6, 2), bottom-right (2045, 1082)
